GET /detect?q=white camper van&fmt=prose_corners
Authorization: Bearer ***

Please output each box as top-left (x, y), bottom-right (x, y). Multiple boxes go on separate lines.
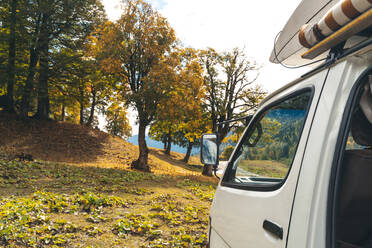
top-left (200, 1), bottom-right (372, 247)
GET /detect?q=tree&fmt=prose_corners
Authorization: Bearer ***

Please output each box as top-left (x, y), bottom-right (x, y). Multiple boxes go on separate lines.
top-left (148, 51), bottom-right (183, 156)
top-left (85, 70), bottom-right (114, 127)
top-left (0, 0), bottom-right (129, 131)
top-left (199, 47), bottom-right (266, 176)
top-left (149, 120), bottom-right (177, 155)
top-left (95, 0), bottom-right (177, 171)
top-left (17, 0), bottom-right (106, 119)
top-left (105, 102), bottom-right (132, 138)
top-left (0, 0), bottom-right (31, 114)
top-left (19, 0), bottom-right (43, 118)
top-left (173, 49), bottom-right (209, 163)
top-left (149, 48), bottom-right (208, 161)
top-left (177, 115), bottom-right (210, 164)
top-left (5, 0), bottom-right (17, 113)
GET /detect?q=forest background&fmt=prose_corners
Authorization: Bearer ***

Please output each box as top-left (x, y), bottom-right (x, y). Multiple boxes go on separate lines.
top-left (0, 0), bottom-right (274, 175)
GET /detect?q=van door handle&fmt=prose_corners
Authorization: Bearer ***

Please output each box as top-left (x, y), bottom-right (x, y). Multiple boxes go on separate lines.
top-left (263, 220), bottom-right (283, 240)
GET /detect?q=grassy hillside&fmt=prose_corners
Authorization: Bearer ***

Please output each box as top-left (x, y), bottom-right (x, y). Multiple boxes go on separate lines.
top-left (237, 160), bottom-right (288, 178)
top-left (0, 113), bottom-right (203, 176)
top-left (0, 113), bottom-right (216, 247)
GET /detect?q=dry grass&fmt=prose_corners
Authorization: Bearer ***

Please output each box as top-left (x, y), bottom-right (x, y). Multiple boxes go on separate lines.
top-left (0, 113), bottom-right (213, 182)
top-left (0, 159), bottom-right (215, 247)
top-left (0, 113), bottom-right (217, 247)
top-left (237, 159), bottom-right (289, 178)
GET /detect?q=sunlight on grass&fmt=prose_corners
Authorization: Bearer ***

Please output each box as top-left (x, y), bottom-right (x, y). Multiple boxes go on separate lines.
top-left (0, 159), bottom-right (216, 247)
top-left (237, 160), bottom-right (288, 178)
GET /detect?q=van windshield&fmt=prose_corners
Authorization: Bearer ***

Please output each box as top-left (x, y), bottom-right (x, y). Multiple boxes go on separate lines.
top-left (227, 90), bottom-right (312, 185)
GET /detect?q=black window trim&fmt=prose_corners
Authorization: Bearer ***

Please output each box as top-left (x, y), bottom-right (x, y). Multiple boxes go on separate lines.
top-left (326, 67), bottom-right (372, 248)
top-left (221, 86), bottom-right (315, 192)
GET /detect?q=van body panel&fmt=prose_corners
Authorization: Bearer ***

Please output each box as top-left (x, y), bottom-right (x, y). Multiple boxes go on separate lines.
top-left (210, 69), bottom-right (330, 248)
top-left (209, 228), bottom-right (230, 248)
top-left (287, 52), bottom-right (372, 248)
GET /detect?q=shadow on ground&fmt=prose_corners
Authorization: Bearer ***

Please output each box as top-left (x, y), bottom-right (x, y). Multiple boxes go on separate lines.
top-left (0, 159), bottom-right (215, 198)
top-left (0, 113), bottom-right (136, 164)
top-left (149, 149), bottom-right (203, 173)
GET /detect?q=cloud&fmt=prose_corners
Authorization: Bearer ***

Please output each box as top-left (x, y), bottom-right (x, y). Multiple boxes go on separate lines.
top-left (102, 0), bottom-right (122, 21)
top-left (161, 1), bottom-right (293, 57)
top-left (158, 0), bottom-right (308, 92)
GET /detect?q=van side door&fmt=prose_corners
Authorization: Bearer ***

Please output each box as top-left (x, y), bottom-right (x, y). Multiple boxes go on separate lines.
top-left (209, 69), bottom-right (329, 248)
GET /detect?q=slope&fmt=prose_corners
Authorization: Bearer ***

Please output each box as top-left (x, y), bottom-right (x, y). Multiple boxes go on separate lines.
top-left (0, 113), bottom-right (204, 177)
top-left (0, 112), bottom-right (216, 247)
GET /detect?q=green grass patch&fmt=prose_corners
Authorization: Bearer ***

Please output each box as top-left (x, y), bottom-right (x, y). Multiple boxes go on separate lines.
top-left (237, 159), bottom-right (288, 178)
top-left (0, 159), bottom-right (215, 247)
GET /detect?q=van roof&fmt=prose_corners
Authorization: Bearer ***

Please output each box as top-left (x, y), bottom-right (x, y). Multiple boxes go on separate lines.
top-left (269, 0), bottom-right (371, 66)
top-left (261, 41), bottom-right (372, 107)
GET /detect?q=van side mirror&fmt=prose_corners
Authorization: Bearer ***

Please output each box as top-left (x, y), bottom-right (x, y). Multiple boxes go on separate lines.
top-left (200, 134), bottom-right (219, 167)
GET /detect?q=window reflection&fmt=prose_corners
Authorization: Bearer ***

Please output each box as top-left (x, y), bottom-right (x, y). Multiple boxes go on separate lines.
top-left (229, 91), bottom-right (311, 184)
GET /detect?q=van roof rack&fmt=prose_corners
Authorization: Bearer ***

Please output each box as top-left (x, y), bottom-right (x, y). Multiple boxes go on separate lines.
top-left (270, 0), bottom-right (371, 67)
top-left (302, 9), bottom-right (372, 60)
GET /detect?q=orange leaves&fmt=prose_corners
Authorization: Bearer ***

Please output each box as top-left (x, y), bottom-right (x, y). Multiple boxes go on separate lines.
top-left (149, 48), bottom-right (211, 145)
top-left (105, 103), bottom-right (132, 138)
top-left (92, 0), bottom-right (177, 106)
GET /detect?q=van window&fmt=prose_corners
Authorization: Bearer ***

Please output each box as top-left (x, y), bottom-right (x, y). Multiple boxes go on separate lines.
top-left (225, 90), bottom-right (312, 186)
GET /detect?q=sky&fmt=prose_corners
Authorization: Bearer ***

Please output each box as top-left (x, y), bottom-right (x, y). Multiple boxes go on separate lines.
top-left (101, 0), bottom-right (310, 134)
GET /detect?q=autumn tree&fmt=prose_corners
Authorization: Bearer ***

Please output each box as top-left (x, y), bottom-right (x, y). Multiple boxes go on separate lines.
top-left (85, 70), bottom-right (115, 127)
top-left (0, 0), bottom-right (32, 113)
top-left (5, 0), bottom-right (17, 113)
top-left (177, 49), bottom-right (210, 162)
top-left (149, 50), bottom-right (184, 156)
top-left (199, 47), bottom-right (266, 176)
top-left (0, 0), bottom-right (133, 132)
top-left (149, 48), bottom-right (208, 161)
top-left (95, 0), bottom-right (177, 171)
top-left (105, 102), bottom-right (132, 138)
top-left (149, 120), bottom-right (177, 155)
top-left (177, 114), bottom-right (210, 163)
top-left (13, 0), bottom-right (106, 119)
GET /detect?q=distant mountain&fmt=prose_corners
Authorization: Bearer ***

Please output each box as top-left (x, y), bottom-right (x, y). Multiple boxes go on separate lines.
top-left (127, 135), bottom-right (200, 155)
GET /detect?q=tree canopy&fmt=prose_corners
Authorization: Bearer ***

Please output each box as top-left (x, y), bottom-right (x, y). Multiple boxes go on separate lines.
top-left (0, 0), bottom-right (267, 175)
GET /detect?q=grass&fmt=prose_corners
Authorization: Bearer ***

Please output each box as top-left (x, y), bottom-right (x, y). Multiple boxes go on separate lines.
top-left (0, 113), bottom-right (217, 247)
top-left (0, 113), bottom-right (205, 177)
top-left (0, 159), bottom-right (216, 247)
top-left (237, 159), bottom-right (288, 178)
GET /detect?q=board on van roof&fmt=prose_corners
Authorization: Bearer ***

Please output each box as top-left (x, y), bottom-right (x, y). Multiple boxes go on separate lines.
top-left (269, 0), bottom-right (339, 66)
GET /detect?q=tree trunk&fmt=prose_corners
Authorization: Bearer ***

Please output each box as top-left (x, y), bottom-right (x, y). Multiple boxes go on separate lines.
top-left (79, 84), bottom-right (84, 125)
top-left (61, 101), bottom-right (65, 121)
top-left (183, 141), bottom-right (193, 163)
top-left (20, 48), bottom-right (39, 118)
top-left (79, 101), bottom-right (84, 125)
top-left (35, 14), bottom-right (50, 120)
top-left (86, 87), bottom-right (96, 126)
top-left (163, 139), bottom-right (167, 150)
top-left (165, 141), bottom-right (171, 155)
top-left (131, 121), bottom-right (150, 172)
top-left (202, 164), bottom-right (213, 177)
top-left (165, 131), bottom-right (171, 155)
top-left (5, 0), bottom-right (17, 113)
top-left (164, 138), bottom-right (169, 152)
top-left (20, 14), bottom-right (42, 119)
